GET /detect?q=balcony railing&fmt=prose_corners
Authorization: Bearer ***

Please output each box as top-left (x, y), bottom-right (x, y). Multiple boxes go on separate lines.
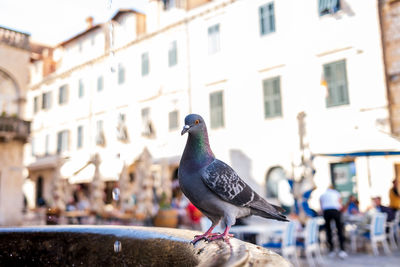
top-left (0, 116), bottom-right (30, 143)
top-left (0, 26), bottom-right (30, 50)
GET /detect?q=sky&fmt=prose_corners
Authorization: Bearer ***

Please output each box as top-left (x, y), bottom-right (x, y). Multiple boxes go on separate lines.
top-left (0, 0), bottom-right (148, 46)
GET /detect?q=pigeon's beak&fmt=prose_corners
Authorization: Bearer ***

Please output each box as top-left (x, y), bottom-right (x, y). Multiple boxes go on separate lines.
top-left (181, 125), bottom-right (190, 135)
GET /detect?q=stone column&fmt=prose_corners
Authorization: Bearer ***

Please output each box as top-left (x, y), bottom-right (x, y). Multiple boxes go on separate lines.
top-left (90, 154), bottom-right (105, 214)
top-left (135, 148), bottom-right (155, 219)
top-left (51, 157), bottom-right (66, 211)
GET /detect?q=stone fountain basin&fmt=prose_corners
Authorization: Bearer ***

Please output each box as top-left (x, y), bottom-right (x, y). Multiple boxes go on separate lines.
top-left (0, 225), bottom-right (290, 266)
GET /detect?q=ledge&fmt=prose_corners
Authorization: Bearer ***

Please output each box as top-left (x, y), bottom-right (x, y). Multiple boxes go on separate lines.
top-left (0, 226), bottom-right (291, 266)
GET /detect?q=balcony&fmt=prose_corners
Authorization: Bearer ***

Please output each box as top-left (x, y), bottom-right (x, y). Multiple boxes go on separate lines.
top-left (0, 26), bottom-right (30, 51)
top-left (0, 116), bottom-right (30, 143)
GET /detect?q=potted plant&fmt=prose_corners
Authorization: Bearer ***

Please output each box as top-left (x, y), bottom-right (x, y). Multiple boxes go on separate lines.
top-left (153, 192), bottom-right (178, 228)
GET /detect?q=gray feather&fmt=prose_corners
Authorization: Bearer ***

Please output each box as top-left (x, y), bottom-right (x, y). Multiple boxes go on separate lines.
top-left (178, 113), bottom-right (288, 231)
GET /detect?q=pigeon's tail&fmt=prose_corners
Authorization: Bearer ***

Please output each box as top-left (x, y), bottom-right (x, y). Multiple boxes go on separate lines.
top-left (249, 199), bottom-right (289, 222)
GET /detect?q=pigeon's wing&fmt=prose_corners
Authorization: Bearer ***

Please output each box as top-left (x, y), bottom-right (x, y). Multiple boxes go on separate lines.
top-left (200, 159), bottom-right (287, 221)
top-left (200, 159), bottom-right (258, 207)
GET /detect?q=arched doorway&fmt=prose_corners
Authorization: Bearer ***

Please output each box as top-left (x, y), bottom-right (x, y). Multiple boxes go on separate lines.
top-left (266, 167), bottom-right (293, 213)
top-left (36, 176), bottom-right (45, 207)
top-left (0, 69), bottom-right (20, 116)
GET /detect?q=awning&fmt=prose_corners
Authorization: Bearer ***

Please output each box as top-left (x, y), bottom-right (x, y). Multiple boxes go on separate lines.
top-left (69, 163), bottom-right (95, 184)
top-left (60, 159), bottom-right (89, 179)
top-left (27, 155), bottom-right (61, 171)
top-left (317, 151), bottom-right (400, 157)
top-left (99, 156), bottom-right (123, 181)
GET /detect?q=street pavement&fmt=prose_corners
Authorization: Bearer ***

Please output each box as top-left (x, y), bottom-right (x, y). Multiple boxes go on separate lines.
top-left (298, 250), bottom-right (400, 267)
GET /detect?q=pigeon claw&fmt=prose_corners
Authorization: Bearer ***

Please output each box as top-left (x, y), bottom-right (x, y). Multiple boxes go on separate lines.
top-left (206, 233), bottom-right (233, 244)
top-left (191, 232), bottom-right (232, 244)
top-left (191, 234), bottom-right (208, 244)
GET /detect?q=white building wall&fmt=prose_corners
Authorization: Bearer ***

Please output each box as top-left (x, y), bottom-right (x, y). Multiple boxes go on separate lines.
top-left (25, 0), bottom-right (396, 211)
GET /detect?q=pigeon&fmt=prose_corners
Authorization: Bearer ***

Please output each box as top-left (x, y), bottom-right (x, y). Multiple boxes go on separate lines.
top-left (178, 114), bottom-right (288, 244)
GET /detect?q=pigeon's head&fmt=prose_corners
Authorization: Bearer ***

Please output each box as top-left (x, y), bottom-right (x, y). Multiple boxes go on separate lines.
top-left (181, 114), bottom-right (206, 136)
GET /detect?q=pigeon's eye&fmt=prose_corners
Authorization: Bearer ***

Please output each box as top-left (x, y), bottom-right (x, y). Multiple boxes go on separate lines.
top-left (195, 120), bottom-right (199, 125)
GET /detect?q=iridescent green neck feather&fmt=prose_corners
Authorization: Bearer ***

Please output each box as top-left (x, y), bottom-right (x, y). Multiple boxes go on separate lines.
top-left (183, 127), bottom-right (214, 168)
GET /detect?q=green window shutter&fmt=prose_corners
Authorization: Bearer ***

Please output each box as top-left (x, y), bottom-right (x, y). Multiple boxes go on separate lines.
top-left (210, 91), bottom-right (224, 128)
top-left (34, 96), bottom-right (39, 113)
top-left (97, 76), bottom-right (103, 92)
top-left (78, 79), bottom-right (84, 98)
top-left (168, 41), bottom-right (177, 67)
top-left (141, 52), bottom-right (149, 76)
top-left (319, 0), bottom-right (340, 16)
top-left (324, 60), bottom-right (349, 107)
top-left (208, 24), bottom-right (220, 55)
top-left (118, 64), bottom-right (125, 84)
top-left (259, 3), bottom-right (275, 36)
top-left (263, 76), bottom-right (282, 118)
top-left (77, 126), bottom-right (83, 148)
top-left (59, 85), bottom-right (68, 104)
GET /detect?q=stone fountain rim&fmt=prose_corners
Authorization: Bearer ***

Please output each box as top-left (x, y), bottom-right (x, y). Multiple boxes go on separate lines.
top-left (0, 225), bottom-right (291, 267)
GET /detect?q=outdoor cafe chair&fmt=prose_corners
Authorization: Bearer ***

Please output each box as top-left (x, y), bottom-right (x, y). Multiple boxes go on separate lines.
top-left (296, 218), bottom-right (323, 267)
top-left (361, 212), bottom-right (391, 256)
top-left (262, 220), bottom-right (300, 267)
top-left (387, 210), bottom-right (400, 250)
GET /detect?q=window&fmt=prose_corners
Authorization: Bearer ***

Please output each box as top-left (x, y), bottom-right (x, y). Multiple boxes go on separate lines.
top-left (266, 167), bottom-right (286, 199)
top-left (45, 134), bottom-right (50, 155)
top-left (141, 107), bottom-right (155, 136)
top-left (97, 76), bottom-right (104, 92)
top-left (208, 24), bottom-right (220, 55)
top-left (57, 130), bottom-right (69, 153)
top-left (78, 79), bottom-right (84, 98)
top-left (91, 35), bottom-right (95, 46)
top-left (77, 125), bottom-right (83, 148)
top-left (141, 52), bottom-right (149, 76)
top-left (41, 91), bottom-right (52, 110)
top-left (78, 41), bottom-right (83, 53)
top-left (323, 60), bottom-right (349, 107)
top-left (31, 138), bottom-right (35, 156)
top-left (96, 120), bottom-right (105, 146)
top-left (259, 2), bottom-right (275, 36)
top-left (263, 76), bottom-right (282, 118)
top-left (168, 40), bottom-right (177, 67)
top-left (117, 113), bottom-right (129, 142)
top-left (33, 96), bottom-right (39, 113)
top-left (209, 91), bottom-right (224, 128)
top-left (168, 110), bottom-right (179, 130)
top-left (58, 84), bottom-right (68, 104)
top-left (118, 64), bottom-right (125, 84)
top-left (163, 0), bottom-right (179, 10)
top-left (318, 0), bottom-right (340, 16)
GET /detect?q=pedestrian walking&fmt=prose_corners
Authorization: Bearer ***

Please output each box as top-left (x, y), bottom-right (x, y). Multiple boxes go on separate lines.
top-left (320, 185), bottom-right (348, 259)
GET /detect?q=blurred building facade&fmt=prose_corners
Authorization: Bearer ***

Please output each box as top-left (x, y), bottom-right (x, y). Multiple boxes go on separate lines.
top-left (24, 0), bottom-right (400, 215)
top-left (0, 26), bottom-right (31, 225)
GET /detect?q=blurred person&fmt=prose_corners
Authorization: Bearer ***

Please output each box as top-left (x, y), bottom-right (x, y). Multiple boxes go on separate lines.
top-left (171, 187), bottom-right (190, 227)
top-left (186, 202), bottom-right (202, 230)
top-left (389, 179), bottom-right (400, 210)
top-left (320, 185), bottom-right (347, 259)
top-left (76, 190), bottom-right (90, 224)
top-left (342, 195), bottom-right (360, 215)
top-left (370, 196), bottom-right (395, 221)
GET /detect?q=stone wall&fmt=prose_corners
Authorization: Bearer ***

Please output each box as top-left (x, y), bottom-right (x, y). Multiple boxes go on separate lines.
top-left (0, 27), bottom-right (31, 226)
top-left (380, 0), bottom-right (400, 135)
top-left (0, 141), bottom-right (24, 225)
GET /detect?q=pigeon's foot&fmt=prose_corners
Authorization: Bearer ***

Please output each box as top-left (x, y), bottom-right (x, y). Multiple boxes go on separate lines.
top-left (191, 232), bottom-right (233, 244)
top-left (191, 233), bottom-right (210, 244)
top-left (206, 233), bottom-right (233, 243)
